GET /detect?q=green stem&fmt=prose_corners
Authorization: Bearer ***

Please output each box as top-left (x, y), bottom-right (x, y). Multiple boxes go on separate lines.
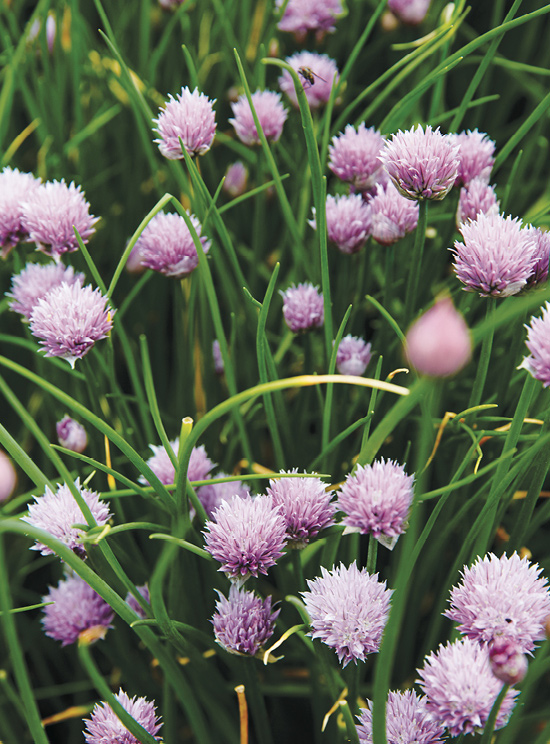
top-left (479, 684), bottom-right (510, 744)
top-left (291, 548), bottom-right (305, 592)
top-left (469, 297), bottom-right (497, 409)
top-left (404, 200), bottom-right (428, 320)
top-left (366, 535), bottom-right (378, 574)
top-left (240, 660), bottom-right (274, 744)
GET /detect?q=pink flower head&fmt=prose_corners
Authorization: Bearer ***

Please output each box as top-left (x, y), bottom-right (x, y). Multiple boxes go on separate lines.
top-left (328, 124), bottom-right (386, 193)
top-left (405, 297), bottom-right (472, 377)
top-left (380, 125), bottom-right (459, 201)
top-left (452, 212), bottom-right (538, 297)
top-left (369, 182), bottom-right (419, 245)
top-left (335, 335), bottom-right (372, 376)
top-left (22, 179), bottom-right (99, 260)
top-left (141, 439), bottom-right (215, 486)
top-left (212, 585), bottom-right (280, 656)
top-left (452, 129), bottom-right (496, 187)
top-left (125, 585), bottom-right (150, 619)
top-left (223, 161), bottom-right (248, 198)
top-left (387, 0), bottom-right (431, 25)
top-left (7, 261), bottom-right (84, 321)
top-left (356, 690), bottom-right (446, 744)
top-left (135, 211), bottom-right (210, 279)
top-left (153, 86), bottom-right (216, 158)
top-left (229, 89), bottom-right (288, 146)
top-left (524, 226), bottom-right (550, 289)
top-left (279, 52), bottom-right (339, 109)
top-left (212, 339), bottom-right (224, 375)
top-left (310, 194), bottom-right (371, 254)
top-left (280, 282), bottom-right (324, 333)
top-left (488, 636), bottom-right (528, 686)
top-left (0, 167), bottom-right (41, 256)
top-left (56, 416), bottom-right (88, 453)
top-left (29, 282), bottom-right (114, 368)
top-left (456, 178), bottom-right (499, 228)
top-left (521, 302), bottom-right (550, 386)
top-left (417, 638), bottom-right (518, 737)
top-left (275, 0), bottom-right (343, 39)
top-left (0, 450), bottom-right (17, 502)
top-left (197, 474), bottom-right (251, 519)
top-left (83, 689), bottom-right (162, 744)
top-left (302, 562), bottom-right (392, 667)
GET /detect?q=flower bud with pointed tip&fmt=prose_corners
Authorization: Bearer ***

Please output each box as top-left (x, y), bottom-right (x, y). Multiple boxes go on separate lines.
top-left (488, 636), bottom-right (528, 685)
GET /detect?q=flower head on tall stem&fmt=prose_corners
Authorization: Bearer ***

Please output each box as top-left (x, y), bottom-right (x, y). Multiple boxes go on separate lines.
top-left (212, 585), bottom-right (280, 655)
top-left (83, 689), bottom-right (162, 744)
top-left (387, 0), bottom-right (431, 25)
top-left (279, 52), bottom-right (339, 109)
top-left (56, 416), bottom-right (88, 453)
top-left (141, 440), bottom-right (216, 486)
top-left (369, 182), bottom-right (419, 245)
top-left (229, 89), bottom-right (288, 146)
top-left (452, 129), bottom-right (496, 187)
top-left (521, 301), bottom-right (550, 387)
top-left (456, 178), bottom-right (499, 227)
top-left (0, 167), bottom-right (42, 257)
top-left (7, 261), bottom-right (84, 321)
top-left (335, 335), bottom-right (372, 376)
top-left (328, 123), bottom-right (386, 194)
top-left (310, 194), bottom-right (372, 254)
top-left (524, 226), bottom-right (550, 289)
top-left (223, 162), bottom-right (248, 198)
top-left (197, 474), bottom-right (251, 519)
top-left (153, 86), bottom-right (216, 158)
top-left (275, 0), bottom-right (343, 40)
top-left (135, 211), bottom-right (210, 279)
top-left (356, 689), bottom-right (446, 744)
top-left (280, 282), bottom-right (324, 333)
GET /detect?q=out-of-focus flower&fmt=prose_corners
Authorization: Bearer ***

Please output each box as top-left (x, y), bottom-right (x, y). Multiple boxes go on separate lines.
top-left (417, 638), bottom-right (518, 737)
top-left (275, 0), bottom-right (343, 40)
top-left (488, 636), bottom-right (528, 685)
top-left (456, 178), bottom-right (499, 227)
top-left (125, 585), bottom-right (150, 619)
top-left (125, 241), bottom-right (146, 274)
top-left (29, 282), bottom-right (114, 368)
top-left (387, 0), bottom-right (431, 25)
top-left (223, 161), bottom-right (248, 198)
top-left (141, 440), bottom-right (215, 486)
top-left (369, 182), bottom-right (419, 245)
top-left (42, 575), bottom-right (114, 646)
top-left (310, 194), bottom-right (371, 254)
top-left (445, 552), bottom-right (550, 652)
top-left (335, 335), bottom-right (372, 376)
top-left (197, 474), bottom-right (250, 519)
top-left (153, 86), bottom-right (216, 159)
top-left (0, 167), bottom-right (42, 257)
top-left (266, 471), bottom-right (335, 547)
top-left (6, 262), bottom-right (84, 321)
top-left (229, 90), bottom-right (288, 146)
top-left (452, 129), bottom-right (495, 187)
top-left (22, 479), bottom-right (111, 558)
top-left (280, 282), bottom-right (324, 333)
top-left (521, 302), bottom-right (550, 387)
top-left (452, 212), bottom-right (538, 297)
top-left (203, 494), bottom-right (287, 583)
top-left (380, 125), bottom-right (459, 201)
top-left (159, 0), bottom-right (184, 7)
top-left (356, 689), bottom-right (446, 744)
top-left (22, 180), bottom-right (99, 260)
top-left (56, 416), bottom-right (88, 453)
top-left (302, 562), bottom-right (392, 666)
top-left (83, 689), bottom-right (162, 744)
top-left (212, 585), bottom-right (279, 655)
top-left (279, 52), bottom-right (339, 109)
top-left (0, 450), bottom-right (17, 502)
top-left (212, 339), bottom-right (225, 375)
top-left (524, 226), bottom-right (550, 289)
top-left (328, 124), bottom-right (386, 194)
top-left (135, 211), bottom-right (210, 279)
top-left (405, 297), bottom-right (472, 377)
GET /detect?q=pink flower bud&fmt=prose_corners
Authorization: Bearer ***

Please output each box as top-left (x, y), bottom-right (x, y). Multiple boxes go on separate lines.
top-left (0, 450), bottom-right (17, 502)
top-left (489, 636), bottom-right (528, 685)
top-left (56, 416), bottom-right (88, 453)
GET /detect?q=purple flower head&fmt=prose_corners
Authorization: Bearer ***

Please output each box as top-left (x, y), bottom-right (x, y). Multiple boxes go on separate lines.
top-left (279, 52), bottom-right (339, 109)
top-left (369, 182), bottom-right (420, 245)
top-left (125, 585), bottom-right (150, 619)
top-left (335, 335), bottom-right (372, 376)
top-left (153, 86), bottom-right (216, 159)
top-left (310, 194), bottom-right (371, 255)
top-left (6, 261), bottom-right (84, 321)
top-left (275, 0), bottom-right (343, 39)
top-left (456, 177), bottom-right (499, 228)
top-left (380, 125), bottom-right (459, 201)
top-left (356, 689), bottom-right (446, 744)
top-left (0, 167), bottom-right (41, 256)
top-left (125, 240), bottom-right (146, 275)
top-left (22, 179), bottom-right (98, 260)
top-left (489, 636), bottom-right (528, 686)
top-left (452, 129), bottom-right (495, 187)
top-left (159, 0), bottom-right (184, 7)
top-left (212, 585), bottom-right (280, 656)
top-left (223, 161), bottom-right (248, 198)
top-left (29, 282), bottom-right (114, 368)
top-left (136, 211), bottom-right (210, 279)
top-left (445, 552), bottom-right (550, 653)
top-left (212, 339), bottom-right (225, 375)
top-left (56, 416), bottom-right (88, 453)
top-left (417, 638), bottom-right (518, 737)
top-left (452, 212), bottom-right (538, 297)
top-left (328, 124), bottom-right (386, 193)
top-left (280, 282), bottom-right (324, 333)
top-left (83, 689), bottom-right (162, 744)
top-left (203, 494), bottom-right (287, 583)
top-left (405, 297), bottom-right (472, 377)
top-left (141, 440), bottom-right (215, 486)
top-left (22, 478), bottom-right (111, 558)
top-left (229, 89), bottom-right (288, 146)
top-left (0, 450), bottom-right (17, 502)
top-left (42, 575), bottom-right (114, 646)
top-left (303, 562), bottom-right (391, 666)
top-left (197, 474), bottom-right (251, 519)
top-left (387, 0), bottom-right (431, 25)
top-left (521, 302), bottom-right (550, 386)
top-left (524, 226), bottom-right (550, 289)
top-left (266, 471), bottom-right (335, 547)
top-left (337, 459), bottom-right (414, 549)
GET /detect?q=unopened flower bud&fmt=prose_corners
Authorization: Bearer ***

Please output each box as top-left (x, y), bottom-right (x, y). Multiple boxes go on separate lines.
top-left (0, 450), bottom-right (17, 502)
top-left (56, 416), bottom-right (88, 453)
top-left (489, 636), bottom-right (528, 685)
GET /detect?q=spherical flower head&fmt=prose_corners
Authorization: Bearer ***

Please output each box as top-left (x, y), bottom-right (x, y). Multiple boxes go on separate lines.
top-left (141, 439), bottom-right (215, 486)
top-left (328, 124), bottom-right (386, 193)
top-left (42, 575), bottom-right (114, 646)
top-left (212, 339), bottom-right (224, 375)
top-left (405, 297), bottom-right (472, 377)
top-left (212, 585), bottom-right (280, 656)
top-left (387, 0), bottom-right (431, 25)
top-left (136, 211), bottom-right (210, 279)
top-left (83, 688), bottom-right (162, 744)
top-left (125, 584), bottom-right (150, 619)
top-left (279, 52), bottom-right (339, 109)
top-left (0, 167), bottom-right (42, 256)
top-left (310, 194), bottom-right (371, 254)
top-left (417, 638), bottom-right (518, 736)
top-left (275, 0), bottom-right (343, 39)
top-left (29, 282), bottom-right (114, 368)
top-left (7, 261), bottom-right (84, 321)
top-left (380, 125), bottom-right (459, 201)
top-left (153, 86), bottom-right (216, 159)
top-left (229, 89), bottom-right (288, 146)
top-left (335, 335), bottom-right (372, 376)
top-left (0, 450), bottom-right (17, 502)
top-left (197, 474), bottom-right (251, 519)
top-left (445, 552), bottom-right (550, 652)
top-left (203, 494), bottom-right (287, 583)
top-left (524, 226), bottom-right (550, 289)
top-left (280, 282), bottom-right (324, 333)
top-left (521, 302), bottom-right (550, 386)
top-left (369, 182), bottom-right (419, 245)
top-left (451, 212), bottom-right (538, 297)
top-left (337, 459), bottom-right (414, 549)
top-left (488, 636), bottom-right (528, 685)
top-left (356, 689), bottom-right (446, 744)
top-left (456, 177), bottom-right (499, 228)
top-left (266, 471), bottom-right (335, 547)
top-left (223, 161), bottom-right (248, 198)
top-left (22, 479), bottom-right (111, 558)
top-left (452, 129), bottom-right (495, 187)
top-left (302, 562), bottom-right (392, 666)
top-left (56, 416), bottom-right (88, 453)
top-left (22, 179), bottom-right (98, 260)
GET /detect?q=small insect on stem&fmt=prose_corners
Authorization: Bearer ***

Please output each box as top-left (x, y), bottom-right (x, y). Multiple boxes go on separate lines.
top-left (297, 66), bottom-right (327, 90)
